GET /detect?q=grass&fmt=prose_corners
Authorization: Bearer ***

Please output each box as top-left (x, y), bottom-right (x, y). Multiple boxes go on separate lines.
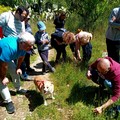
top-left (25, 20), bottom-right (108, 120)
top-left (11, 20), bottom-right (119, 119)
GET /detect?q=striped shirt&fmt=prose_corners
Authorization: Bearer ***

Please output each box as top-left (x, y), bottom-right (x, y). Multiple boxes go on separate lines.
top-left (35, 31), bottom-right (50, 51)
top-left (0, 11), bottom-right (25, 37)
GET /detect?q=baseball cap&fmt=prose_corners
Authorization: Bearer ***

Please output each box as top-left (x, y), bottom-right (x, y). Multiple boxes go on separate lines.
top-left (37, 21), bottom-right (46, 31)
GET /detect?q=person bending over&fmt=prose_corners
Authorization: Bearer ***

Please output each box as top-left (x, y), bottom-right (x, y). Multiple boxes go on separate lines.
top-left (86, 57), bottom-right (120, 114)
top-left (75, 29), bottom-right (92, 63)
top-left (51, 28), bottom-right (75, 64)
top-left (0, 32), bottom-right (35, 114)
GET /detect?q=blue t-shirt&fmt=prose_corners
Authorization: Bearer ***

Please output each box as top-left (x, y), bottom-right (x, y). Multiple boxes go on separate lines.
top-left (0, 37), bottom-right (26, 62)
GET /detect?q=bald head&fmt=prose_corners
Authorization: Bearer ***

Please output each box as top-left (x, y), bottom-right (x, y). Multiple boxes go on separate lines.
top-left (97, 58), bottom-right (110, 74)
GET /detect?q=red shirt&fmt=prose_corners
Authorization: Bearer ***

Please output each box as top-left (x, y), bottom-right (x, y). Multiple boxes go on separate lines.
top-left (91, 57), bottom-right (120, 102)
top-left (0, 27), bottom-right (3, 38)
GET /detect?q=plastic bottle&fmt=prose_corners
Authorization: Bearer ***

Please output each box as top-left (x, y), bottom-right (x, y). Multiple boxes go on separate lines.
top-left (102, 50), bottom-right (108, 57)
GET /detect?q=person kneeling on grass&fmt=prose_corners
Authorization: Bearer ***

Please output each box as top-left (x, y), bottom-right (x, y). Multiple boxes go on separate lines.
top-left (0, 32), bottom-right (35, 114)
top-left (86, 57), bottom-right (120, 114)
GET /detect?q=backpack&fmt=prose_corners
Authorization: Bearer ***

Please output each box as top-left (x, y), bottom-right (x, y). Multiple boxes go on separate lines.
top-left (51, 28), bottom-right (67, 47)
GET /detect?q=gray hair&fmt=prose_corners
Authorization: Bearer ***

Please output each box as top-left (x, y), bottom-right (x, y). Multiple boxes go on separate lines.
top-left (18, 32), bottom-right (35, 45)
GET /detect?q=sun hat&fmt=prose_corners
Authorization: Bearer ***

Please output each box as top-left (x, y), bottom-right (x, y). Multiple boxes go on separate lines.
top-left (37, 21), bottom-right (46, 31)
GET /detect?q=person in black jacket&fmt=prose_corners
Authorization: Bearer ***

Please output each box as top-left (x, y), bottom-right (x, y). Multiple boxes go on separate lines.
top-left (51, 28), bottom-right (75, 64)
top-left (53, 12), bottom-right (66, 29)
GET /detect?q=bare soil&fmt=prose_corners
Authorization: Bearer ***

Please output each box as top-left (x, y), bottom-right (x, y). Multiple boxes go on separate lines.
top-left (0, 48), bottom-right (54, 120)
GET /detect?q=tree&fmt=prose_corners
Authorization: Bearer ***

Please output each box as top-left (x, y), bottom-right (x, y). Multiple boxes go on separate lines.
top-left (65, 0), bottom-right (110, 31)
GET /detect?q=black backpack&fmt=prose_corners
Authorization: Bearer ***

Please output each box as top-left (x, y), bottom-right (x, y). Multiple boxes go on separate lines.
top-left (51, 28), bottom-right (67, 47)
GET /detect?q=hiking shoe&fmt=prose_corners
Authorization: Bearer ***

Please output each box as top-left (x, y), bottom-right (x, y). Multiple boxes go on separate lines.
top-left (20, 73), bottom-right (28, 80)
top-left (42, 72), bottom-right (46, 75)
top-left (27, 67), bottom-right (35, 72)
top-left (50, 67), bottom-right (56, 73)
top-left (5, 101), bottom-right (15, 114)
top-left (17, 89), bottom-right (27, 95)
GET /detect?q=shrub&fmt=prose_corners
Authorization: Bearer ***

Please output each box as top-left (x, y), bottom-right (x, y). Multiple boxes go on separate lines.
top-left (0, 5), bottom-right (11, 14)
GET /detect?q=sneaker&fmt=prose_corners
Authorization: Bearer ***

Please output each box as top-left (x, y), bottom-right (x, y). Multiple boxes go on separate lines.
top-left (5, 101), bottom-right (15, 114)
top-left (17, 89), bottom-right (27, 95)
top-left (50, 67), bottom-right (56, 73)
top-left (27, 67), bottom-right (35, 72)
top-left (20, 73), bottom-right (28, 80)
top-left (42, 72), bottom-right (46, 75)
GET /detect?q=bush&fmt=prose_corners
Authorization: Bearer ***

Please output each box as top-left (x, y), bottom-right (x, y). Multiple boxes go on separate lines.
top-left (0, 5), bottom-right (11, 14)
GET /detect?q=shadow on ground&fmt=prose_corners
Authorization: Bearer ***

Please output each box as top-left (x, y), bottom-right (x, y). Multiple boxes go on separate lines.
top-left (28, 60), bottom-right (55, 76)
top-left (25, 90), bottom-right (43, 112)
top-left (66, 83), bottom-right (110, 107)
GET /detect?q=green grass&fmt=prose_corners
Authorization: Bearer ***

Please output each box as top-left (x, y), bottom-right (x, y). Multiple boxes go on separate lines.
top-left (25, 20), bottom-right (120, 120)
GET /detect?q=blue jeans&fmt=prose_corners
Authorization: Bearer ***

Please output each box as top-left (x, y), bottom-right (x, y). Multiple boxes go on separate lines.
top-left (91, 69), bottom-right (112, 90)
top-left (0, 61), bottom-right (21, 103)
top-left (104, 79), bottom-right (112, 89)
top-left (82, 42), bottom-right (92, 62)
top-left (38, 50), bottom-right (53, 72)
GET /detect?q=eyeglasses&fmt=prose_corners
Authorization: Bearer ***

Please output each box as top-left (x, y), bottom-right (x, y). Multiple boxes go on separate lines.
top-left (97, 68), bottom-right (110, 75)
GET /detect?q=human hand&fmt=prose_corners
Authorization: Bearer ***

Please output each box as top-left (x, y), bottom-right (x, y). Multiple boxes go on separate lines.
top-left (2, 77), bottom-right (9, 85)
top-left (42, 40), bottom-right (49, 44)
top-left (77, 57), bottom-right (82, 61)
top-left (86, 70), bottom-right (92, 79)
top-left (16, 68), bottom-right (22, 75)
top-left (73, 56), bottom-right (77, 62)
top-left (93, 106), bottom-right (103, 114)
top-left (112, 16), bottom-right (116, 22)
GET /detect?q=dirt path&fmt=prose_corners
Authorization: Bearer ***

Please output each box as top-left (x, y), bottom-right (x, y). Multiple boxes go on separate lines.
top-left (0, 48), bottom-right (54, 120)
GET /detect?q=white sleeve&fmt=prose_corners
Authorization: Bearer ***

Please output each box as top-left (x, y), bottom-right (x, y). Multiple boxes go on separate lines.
top-left (21, 21), bottom-right (25, 32)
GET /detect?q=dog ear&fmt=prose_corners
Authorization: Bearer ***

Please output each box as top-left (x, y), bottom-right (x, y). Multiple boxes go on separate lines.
top-left (34, 80), bottom-right (44, 91)
top-left (39, 81), bottom-right (44, 88)
top-left (51, 83), bottom-right (53, 85)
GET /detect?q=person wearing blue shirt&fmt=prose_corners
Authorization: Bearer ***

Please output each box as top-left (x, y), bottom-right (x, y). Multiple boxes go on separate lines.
top-left (0, 32), bottom-right (35, 114)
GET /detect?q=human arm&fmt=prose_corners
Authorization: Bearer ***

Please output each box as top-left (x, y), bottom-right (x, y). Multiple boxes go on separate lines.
top-left (0, 12), bottom-right (7, 27)
top-left (16, 56), bottom-right (25, 75)
top-left (75, 40), bottom-right (82, 61)
top-left (94, 99), bottom-right (114, 114)
top-left (86, 67), bottom-right (92, 79)
top-left (25, 23), bottom-right (32, 34)
top-left (0, 61), bottom-right (8, 80)
top-left (108, 7), bottom-right (120, 28)
top-left (86, 59), bottom-right (100, 79)
top-left (69, 43), bottom-right (77, 61)
top-left (0, 61), bottom-right (9, 85)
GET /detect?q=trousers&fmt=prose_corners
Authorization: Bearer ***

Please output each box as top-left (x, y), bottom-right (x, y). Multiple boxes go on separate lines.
top-left (0, 61), bottom-right (21, 103)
